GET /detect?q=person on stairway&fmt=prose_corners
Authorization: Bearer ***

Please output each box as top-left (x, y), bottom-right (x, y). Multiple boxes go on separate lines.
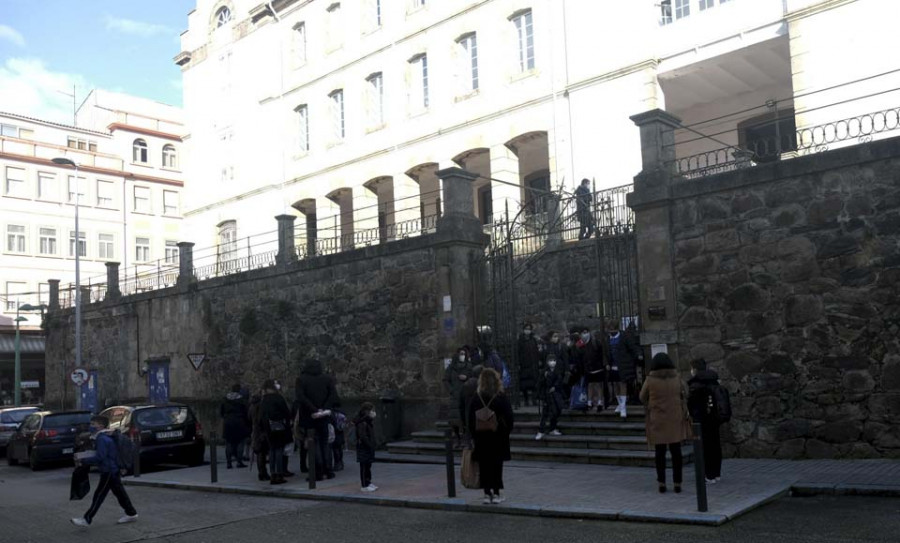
top-left (444, 347), bottom-right (473, 448)
top-left (535, 354), bottom-right (565, 440)
top-left (604, 320), bottom-right (643, 418)
top-left (517, 323), bottom-right (541, 406)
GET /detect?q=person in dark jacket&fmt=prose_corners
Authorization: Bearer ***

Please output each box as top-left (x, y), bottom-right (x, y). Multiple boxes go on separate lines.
top-left (479, 342), bottom-right (505, 376)
top-left (688, 358), bottom-right (723, 484)
top-left (467, 368), bottom-right (514, 504)
top-left (543, 330), bottom-right (570, 400)
top-left (517, 323), bottom-right (541, 406)
top-left (295, 358), bottom-right (339, 481)
top-left (354, 402), bottom-right (377, 492)
top-left (640, 353), bottom-right (692, 494)
top-left (575, 178), bottom-right (595, 240)
top-left (444, 347), bottom-right (473, 447)
top-left (70, 416), bottom-right (138, 527)
top-left (248, 391), bottom-right (269, 481)
top-left (220, 383), bottom-right (250, 469)
top-left (260, 379), bottom-right (292, 485)
top-left (577, 326), bottom-right (606, 411)
top-left (604, 321), bottom-right (644, 418)
top-left (535, 354), bottom-right (565, 440)
top-left (459, 364), bottom-right (484, 442)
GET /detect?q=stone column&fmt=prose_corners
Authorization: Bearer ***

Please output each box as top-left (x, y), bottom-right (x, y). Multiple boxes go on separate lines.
top-left (48, 279), bottom-right (60, 311)
top-left (105, 262), bottom-right (121, 301)
top-left (436, 168), bottom-right (482, 234)
top-left (489, 143), bottom-right (521, 222)
top-left (80, 286), bottom-right (92, 305)
top-left (352, 185), bottom-right (380, 246)
top-left (275, 214), bottom-right (298, 265)
top-left (627, 109), bottom-right (682, 361)
top-left (177, 242), bottom-right (195, 287)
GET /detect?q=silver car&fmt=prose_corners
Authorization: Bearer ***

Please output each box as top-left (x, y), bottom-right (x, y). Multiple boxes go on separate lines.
top-left (0, 407), bottom-right (40, 449)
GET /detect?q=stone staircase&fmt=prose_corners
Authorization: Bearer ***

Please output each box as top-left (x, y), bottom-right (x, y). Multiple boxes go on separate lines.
top-left (387, 405), bottom-right (693, 467)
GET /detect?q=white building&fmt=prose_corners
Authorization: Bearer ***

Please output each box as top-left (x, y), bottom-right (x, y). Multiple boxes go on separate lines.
top-left (176, 0), bottom-right (900, 251)
top-left (0, 90), bottom-right (186, 404)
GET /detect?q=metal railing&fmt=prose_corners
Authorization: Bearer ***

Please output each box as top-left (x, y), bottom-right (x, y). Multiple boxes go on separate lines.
top-left (671, 105), bottom-right (900, 179)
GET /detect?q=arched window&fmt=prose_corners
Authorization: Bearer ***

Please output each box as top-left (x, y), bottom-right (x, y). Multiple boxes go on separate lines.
top-left (133, 139), bottom-right (148, 164)
top-left (162, 144), bottom-right (177, 169)
top-left (215, 6), bottom-right (232, 28)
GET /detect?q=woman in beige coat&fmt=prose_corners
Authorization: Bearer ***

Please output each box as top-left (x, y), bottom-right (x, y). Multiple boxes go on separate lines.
top-left (640, 353), bottom-right (692, 493)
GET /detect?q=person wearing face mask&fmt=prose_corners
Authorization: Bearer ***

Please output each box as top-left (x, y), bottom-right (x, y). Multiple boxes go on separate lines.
top-left (444, 347), bottom-right (473, 448)
top-left (543, 330), bottom-right (570, 402)
top-left (261, 379), bottom-right (292, 485)
top-left (577, 326), bottom-right (606, 411)
top-left (517, 323), bottom-right (541, 406)
top-left (535, 355), bottom-right (565, 440)
top-left (354, 402), bottom-right (378, 492)
top-left (70, 416), bottom-right (139, 528)
top-left (687, 358), bottom-right (724, 484)
top-left (603, 320), bottom-right (643, 418)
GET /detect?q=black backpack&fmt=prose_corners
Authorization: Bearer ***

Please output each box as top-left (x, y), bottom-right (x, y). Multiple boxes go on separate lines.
top-left (113, 431), bottom-right (136, 473)
top-left (713, 385), bottom-right (732, 423)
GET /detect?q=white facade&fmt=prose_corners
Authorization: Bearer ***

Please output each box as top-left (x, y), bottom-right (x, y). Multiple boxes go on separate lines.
top-left (177, 0), bottom-right (899, 249)
top-left (0, 91), bottom-right (186, 332)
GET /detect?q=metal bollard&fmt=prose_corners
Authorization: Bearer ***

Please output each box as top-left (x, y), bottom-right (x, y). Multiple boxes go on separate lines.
top-left (210, 430), bottom-right (218, 484)
top-left (692, 423), bottom-right (708, 512)
top-left (133, 433), bottom-right (141, 478)
top-left (307, 435), bottom-right (316, 490)
top-left (444, 428), bottom-right (456, 498)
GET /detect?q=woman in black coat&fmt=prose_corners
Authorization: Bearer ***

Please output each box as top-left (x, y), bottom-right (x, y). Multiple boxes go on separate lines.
top-left (467, 368), bottom-right (514, 504)
top-left (260, 379), bottom-right (292, 485)
top-left (517, 323), bottom-right (541, 406)
top-left (219, 383), bottom-right (250, 469)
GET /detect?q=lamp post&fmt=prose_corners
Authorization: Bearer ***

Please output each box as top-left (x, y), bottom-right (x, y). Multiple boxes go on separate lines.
top-left (13, 303), bottom-right (45, 406)
top-left (51, 158), bottom-right (82, 377)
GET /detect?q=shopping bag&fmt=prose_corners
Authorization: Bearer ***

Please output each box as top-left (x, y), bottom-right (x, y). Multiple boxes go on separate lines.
top-left (70, 465), bottom-right (91, 501)
top-left (569, 378), bottom-right (588, 410)
top-left (461, 448), bottom-right (480, 489)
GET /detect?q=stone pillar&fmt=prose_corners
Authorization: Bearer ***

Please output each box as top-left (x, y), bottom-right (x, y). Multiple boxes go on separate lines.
top-left (627, 109), bottom-right (683, 361)
top-left (48, 279), bottom-right (60, 311)
top-left (80, 286), bottom-right (92, 305)
top-left (177, 242), bottom-right (195, 286)
top-left (352, 185), bottom-right (380, 246)
top-left (436, 168), bottom-right (482, 234)
top-left (105, 262), bottom-right (121, 301)
top-left (275, 214), bottom-right (298, 265)
top-left (490, 143), bottom-right (521, 222)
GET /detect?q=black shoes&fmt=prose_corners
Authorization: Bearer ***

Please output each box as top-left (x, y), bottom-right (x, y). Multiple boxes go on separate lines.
top-left (284, 470), bottom-right (295, 477)
top-left (258, 472), bottom-right (271, 481)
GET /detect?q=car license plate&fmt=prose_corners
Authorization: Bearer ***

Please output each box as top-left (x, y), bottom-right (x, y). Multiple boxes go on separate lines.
top-left (156, 430), bottom-right (183, 440)
top-left (62, 448), bottom-right (73, 454)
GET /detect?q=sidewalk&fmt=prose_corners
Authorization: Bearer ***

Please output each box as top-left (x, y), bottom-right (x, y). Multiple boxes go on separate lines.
top-left (124, 452), bottom-right (900, 526)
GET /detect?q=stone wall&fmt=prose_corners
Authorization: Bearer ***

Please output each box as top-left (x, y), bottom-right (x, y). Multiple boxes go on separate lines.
top-left (666, 138), bottom-right (900, 459)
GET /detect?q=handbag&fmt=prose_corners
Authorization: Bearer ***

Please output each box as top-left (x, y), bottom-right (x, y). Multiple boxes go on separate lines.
top-left (569, 377), bottom-right (588, 410)
top-left (461, 448), bottom-right (480, 489)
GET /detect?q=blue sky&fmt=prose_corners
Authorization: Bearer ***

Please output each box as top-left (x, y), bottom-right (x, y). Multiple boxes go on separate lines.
top-left (0, 0), bottom-right (195, 124)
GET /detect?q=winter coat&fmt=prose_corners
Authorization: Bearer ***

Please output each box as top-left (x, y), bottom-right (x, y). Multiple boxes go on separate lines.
top-left (538, 365), bottom-right (566, 416)
top-left (444, 359), bottom-right (472, 425)
top-left (295, 360), bottom-right (339, 428)
top-left (517, 335), bottom-right (541, 390)
top-left (688, 370), bottom-right (721, 425)
top-left (80, 431), bottom-right (119, 474)
top-left (220, 392), bottom-right (251, 443)
top-left (575, 184), bottom-right (591, 214)
top-left (249, 394), bottom-right (268, 453)
top-left (467, 392), bottom-right (514, 464)
top-left (260, 391), bottom-right (292, 448)
top-left (578, 337), bottom-right (605, 383)
top-left (639, 369), bottom-right (692, 447)
top-left (481, 349), bottom-right (505, 376)
top-left (604, 332), bottom-right (642, 382)
top-left (354, 416), bottom-right (376, 464)
top-left (542, 342), bottom-right (568, 367)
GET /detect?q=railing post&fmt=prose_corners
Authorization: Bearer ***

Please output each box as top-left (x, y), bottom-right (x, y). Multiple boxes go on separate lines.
top-left (176, 242), bottom-right (195, 288)
top-left (48, 279), bottom-right (60, 311)
top-left (210, 430), bottom-right (218, 483)
top-left (105, 262), bottom-right (121, 301)
top-left (444, 428), bottom-right (456, 498)
top-left (276, 214), bottom-right (297, 266)
top-left (692, 423), bottom-right (708, 512)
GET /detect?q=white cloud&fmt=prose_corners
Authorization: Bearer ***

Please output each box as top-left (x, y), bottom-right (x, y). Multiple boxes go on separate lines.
top-left (0, 24), bottom-right (25, 47)
top-left (104, 15), bottom-right (172, 38)
top-left (0, 58), bottom-right (89, 124)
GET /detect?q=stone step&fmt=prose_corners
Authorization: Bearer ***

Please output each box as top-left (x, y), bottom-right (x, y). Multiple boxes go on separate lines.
top-left (386, 440), bottom-right (693, 467)
top-left (412, 430), bottom-right (648, 451)
top-left (438, 420), bottom-right (647, 436)
top-left (511, 406), bottom-right (646, 423)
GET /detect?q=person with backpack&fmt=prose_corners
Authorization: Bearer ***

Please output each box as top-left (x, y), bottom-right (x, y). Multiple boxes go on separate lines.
top-left (640, 353), bottom-right (692, 494)
top-left (220, 383), bottom-right (250, 469)
top-left (70, 416), bottom-right (138, 527)
top-left (354, 402), bottom-right (377, 492)
top-left (467, 368), bottom-right (514, 504)
top-left (688, 358), bottom-right (726, 484)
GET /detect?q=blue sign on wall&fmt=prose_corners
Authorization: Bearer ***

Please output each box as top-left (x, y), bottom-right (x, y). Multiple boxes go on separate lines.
top-left (80, 370), bottom-right (99, 413)
top-left (148, 360), bottom-right (170, 404)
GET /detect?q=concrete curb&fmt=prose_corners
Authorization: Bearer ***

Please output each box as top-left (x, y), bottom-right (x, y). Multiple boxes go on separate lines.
top-left (791, 484), bottom-right (900, 498)
top-left (123, 478), bottom-right (732, 526)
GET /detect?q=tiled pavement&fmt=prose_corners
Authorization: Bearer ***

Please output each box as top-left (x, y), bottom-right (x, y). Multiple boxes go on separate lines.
top-left (124, 452), bottom-right (900, 526)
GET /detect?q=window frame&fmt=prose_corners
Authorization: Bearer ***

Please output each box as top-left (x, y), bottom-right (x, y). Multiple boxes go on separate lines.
top-left (675, 0), bottom-right (691, 19)
top-left (98, 233), bottom-right (115, 260)
top-left (6, 224), bottom-right (26, 254)
top-left (67, 175), bottom-right (86, 204)
top-left (292, 22), bottom-right (307, 66)
top-left (37, 172), bottom-right (58, 201)
top-left (132, 138), bottom-right (149, 164)
top-left (329, 89), bottom-right (345, 142)
top-left (5, 281), bottom-right (27, 312)
top-left (215, 6), bottom-right (232, 28)
top-left (133, 186), bottom-right (152, 214)
top-left (39, 227), bottom-right (58, 256)
top-left (457, 32), bottom-right (479, 93)
top-left (510, 9), bottom-right (535, 73)
top-left (163, 190), bottom-right (179, 216)
top-left (68, 230), bottom-right (86, 258)
top-left (295, 104), bottom-right (310, 152)
top-left (162, 144), bottom-right (178, 169)
top-left (135, 236), bottom-right (151, 263)
top-left (165, 240), bottom-right (179, 264)
top-left (5, 166), bottom-right (26, 198)
top-left (408, 53), bottom-right (429, 112)
top-left (366, 72), bottom-right (385, 129)
top-left (326, 3), bottom-right (343, 51)
top-left (96, 180), bottom-right (115, 208)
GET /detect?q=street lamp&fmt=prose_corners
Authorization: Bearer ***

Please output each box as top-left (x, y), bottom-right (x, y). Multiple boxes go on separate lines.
top-left (51, 157), bottom-right (82, 379)
top-left (14, 303), bottom-right (46, 406)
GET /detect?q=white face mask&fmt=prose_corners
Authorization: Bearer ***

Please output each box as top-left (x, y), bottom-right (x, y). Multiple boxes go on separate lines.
top-left (581, 332), bottom-right (591, 342)
top-left (524, 329), bottom-right (532, 336)
top-left (548, 361), bottom-right (557, 369)
top-left (369, 411), bottom-right (377, 419)
top-left (275, 382), bottom-right (281, 391)
top-left (458, 354), bottom-right (466, 362)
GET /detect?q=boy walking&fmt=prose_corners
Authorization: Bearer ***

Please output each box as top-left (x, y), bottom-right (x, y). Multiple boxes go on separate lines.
top-left (71, 416), bottom-right (138, 527)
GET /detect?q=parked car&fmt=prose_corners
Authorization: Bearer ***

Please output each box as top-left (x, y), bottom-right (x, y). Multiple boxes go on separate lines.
top-left (6, 411), bottom-right (92, 470)
top-left (98, 403), bottom-right (205, 469)
top-left (0, 406), bottom-right (41, 451)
